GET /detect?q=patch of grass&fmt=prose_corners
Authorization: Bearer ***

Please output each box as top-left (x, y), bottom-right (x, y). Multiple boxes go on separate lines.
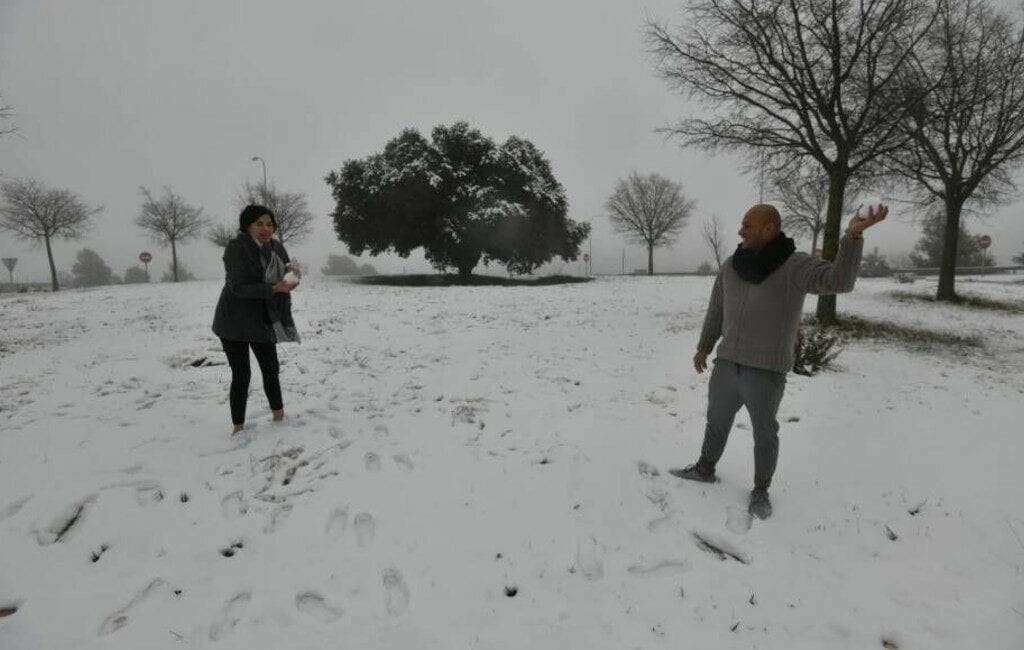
top-left (803, 314), bottom-right (984, 351)
top-left (350, 274), bottom-right (593, 287)
top-left (889, 290), bottom-right (1024, 314)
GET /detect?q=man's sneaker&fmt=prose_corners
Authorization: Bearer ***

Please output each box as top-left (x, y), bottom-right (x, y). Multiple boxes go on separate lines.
top-left (748, 489), bottom-right (772, 520)
top-left (668, 464), bottom-right (719, 483)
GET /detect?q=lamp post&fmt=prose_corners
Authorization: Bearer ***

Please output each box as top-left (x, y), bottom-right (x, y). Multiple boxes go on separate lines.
top-left (251, 156), bottom-right (268, 190)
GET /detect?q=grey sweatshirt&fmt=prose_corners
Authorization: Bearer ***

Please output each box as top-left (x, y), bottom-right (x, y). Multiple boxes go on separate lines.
top-left (698, 235), bottom-right (865, 374)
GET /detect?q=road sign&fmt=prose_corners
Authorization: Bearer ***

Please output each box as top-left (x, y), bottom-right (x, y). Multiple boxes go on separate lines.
top-left (139, 251), bottom-right (153, 263)
top-left (978, 235), bottom-right (992, 249)
top-left (1, 257), bottom-right (16, 284)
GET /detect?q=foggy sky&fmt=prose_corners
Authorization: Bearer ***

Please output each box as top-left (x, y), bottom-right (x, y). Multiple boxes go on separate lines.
top-left (2, 0), bottom-right (1023, 283)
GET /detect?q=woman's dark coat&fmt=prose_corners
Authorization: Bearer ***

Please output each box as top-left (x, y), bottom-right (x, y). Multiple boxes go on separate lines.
top-left (212, 234), bottom-right (295, 343)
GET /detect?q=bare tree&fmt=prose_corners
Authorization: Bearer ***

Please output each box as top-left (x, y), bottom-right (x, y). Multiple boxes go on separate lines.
top-left (887, 0), bottom-right (1024, 301)
top-left (206, 223), bottom-right (235, 248)
top-left (605, 172), bottom-right (695, 275)
top-left (135, 186), bottom-right (207, 283)
top-left (772, 167), bottom-right (859, 255)
top-left (237, 180), bottom-right (315, 245)
top-left (701, 215), bottom-right (726, 271)
top-left (646, 0), bottom-right (939, 324)
top-left (0, 93), bottom-right (14, 140)
top-left (0, 178), bottom-right (100, 291)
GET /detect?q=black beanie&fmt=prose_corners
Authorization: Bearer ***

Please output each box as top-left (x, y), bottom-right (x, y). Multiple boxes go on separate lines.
top-left (239, 205), bottom-right (277, 232)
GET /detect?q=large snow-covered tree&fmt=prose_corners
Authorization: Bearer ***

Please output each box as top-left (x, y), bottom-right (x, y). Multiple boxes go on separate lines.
top-left (325, 122), bottom-right (589, 279)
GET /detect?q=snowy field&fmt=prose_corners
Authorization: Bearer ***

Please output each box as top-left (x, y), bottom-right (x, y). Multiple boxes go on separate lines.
top-left (1, 273), bottom-right (1022, 650)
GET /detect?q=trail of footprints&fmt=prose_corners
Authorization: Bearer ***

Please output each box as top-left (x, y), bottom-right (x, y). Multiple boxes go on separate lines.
top-left (205, 436), bottom-right (414, 633)
top-left (6, 432), bottom-right (416, 637)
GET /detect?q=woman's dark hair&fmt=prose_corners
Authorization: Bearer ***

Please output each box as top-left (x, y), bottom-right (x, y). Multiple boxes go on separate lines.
top-left (239, 204), bottom-right (277, 232)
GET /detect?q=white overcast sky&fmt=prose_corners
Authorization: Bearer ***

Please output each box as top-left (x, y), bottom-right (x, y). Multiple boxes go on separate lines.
top-left (1, 0), bottom-right (1023, 282)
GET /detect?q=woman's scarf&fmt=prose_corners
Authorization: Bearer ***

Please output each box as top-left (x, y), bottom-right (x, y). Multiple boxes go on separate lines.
top-left (261, 245), bottom-right (301, 343)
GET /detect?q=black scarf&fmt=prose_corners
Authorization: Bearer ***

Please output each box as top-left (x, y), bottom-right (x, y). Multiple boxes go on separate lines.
top-left (731, 233), bottom-right (796, 284)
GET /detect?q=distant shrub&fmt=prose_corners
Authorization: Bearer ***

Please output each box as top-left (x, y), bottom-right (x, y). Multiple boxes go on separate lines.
top-left (71, 248), bottom-right (115, 287)
top-left (123, 266), bottom-right (150, 284)
top-left (696, 261), bottom-right (715, 275)
top-left (859, 247), bottom-right (892, 278)
top-left (793, 327), bottom-right (841, 376)
top-left (161, 263), bottom-right (196, 282)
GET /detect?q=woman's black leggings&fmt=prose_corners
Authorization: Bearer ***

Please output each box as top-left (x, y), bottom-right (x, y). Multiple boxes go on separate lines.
top-left (220, 338), bottom-right (283, 425)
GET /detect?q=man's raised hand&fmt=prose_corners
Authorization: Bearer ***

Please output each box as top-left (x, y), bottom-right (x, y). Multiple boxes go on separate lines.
top-left (846, 203), bottom-right (888, 235)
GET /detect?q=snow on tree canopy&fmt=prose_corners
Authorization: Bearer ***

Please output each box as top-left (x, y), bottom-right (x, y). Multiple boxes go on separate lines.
top-left (325, 122), bottom-right (589, 278)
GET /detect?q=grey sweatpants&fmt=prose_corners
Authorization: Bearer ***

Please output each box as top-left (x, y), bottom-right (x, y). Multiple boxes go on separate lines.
top-left (698, 359), bottom-right (787, 489)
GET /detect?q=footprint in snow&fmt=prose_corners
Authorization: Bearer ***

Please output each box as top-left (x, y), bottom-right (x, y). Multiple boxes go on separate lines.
top-left (692, 530), bottom-right (752, 564)
top-left (382, 568), bottom-right (410, 616)
top-left (325, 507), bottom-right (348, 539)
top-left (208, 591), bottom-right (252, 641)
top-left (353, 512), bottom-right (376, 547)
top-left (637, 461), bottom-right (660, 478)
top-left (98, 578), bottom-right (170, 636)
top-left (0, 495), bottom-right (32, 522)
top-left (573, 535), bottom-right (604, 581)
top-left (392, 453), bottom-right (414, 472)
top-left (263, 504), bottom-right (293, 534)
top-left (364, 452), bottom-right (382, 472)
top-left (37, 496), bottom-right (94, 545)
top-left (220, 491), bottom-right (247, 519)
top-left (295, 591), bottom-right (344, 622)
top-left (626, 558), bottom-right (693, 577)
top-left (135, 483), bottom-right (164, 507)
top-left (647, 510), bottom-right (687, 534)
top-left (725, 505), bottom-right (753, 534)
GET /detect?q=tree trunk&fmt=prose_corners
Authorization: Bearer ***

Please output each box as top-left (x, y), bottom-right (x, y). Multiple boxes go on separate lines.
top-left (44, 233), bottom-right (59, 291)
top-left (457, 263), bottom-right (474, 282)
top-left (814, 166), bottom-right (850, 326)
top-left (647, 243), bottom-right (654, 276)
top-left (811, 230), bottom-right (820, 256)
top-left (936, 199), bottom-right (963, 302)
top-left (171, 239), bottom-right (179, 282)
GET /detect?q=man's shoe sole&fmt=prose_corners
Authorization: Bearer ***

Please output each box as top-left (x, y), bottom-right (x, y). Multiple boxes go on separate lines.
top-left (668, 468), bottom-right (720, 483)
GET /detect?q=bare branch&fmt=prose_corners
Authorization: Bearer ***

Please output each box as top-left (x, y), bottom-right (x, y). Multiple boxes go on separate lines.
top-left (701, 216), bottom-right (727, 270)
top-left (136, 186), bottom-right (207, 283)
top-left (136, 186), bottom-right (208, 244)
top-left (0, 178), bottom-right (99, 242)
top-left (0, 178), bottom-right (101, 290)
top-left (606, 172), bottom-right (695, 248)
top-left (606, 172), bottom-right (695, 274)
top-left (237, 180), bottom-right (316, 245)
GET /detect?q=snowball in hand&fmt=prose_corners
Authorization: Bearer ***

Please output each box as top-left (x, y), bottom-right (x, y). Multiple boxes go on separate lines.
top-left (283, 270), bottom-right (300, 286)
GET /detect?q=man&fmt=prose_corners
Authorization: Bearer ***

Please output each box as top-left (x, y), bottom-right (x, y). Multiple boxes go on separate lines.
top-left (670, 203), bottom-right (887, 519)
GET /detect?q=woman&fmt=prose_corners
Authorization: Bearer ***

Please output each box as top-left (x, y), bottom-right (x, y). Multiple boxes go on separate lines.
top-left (212, 205), bottom-right (301, 434)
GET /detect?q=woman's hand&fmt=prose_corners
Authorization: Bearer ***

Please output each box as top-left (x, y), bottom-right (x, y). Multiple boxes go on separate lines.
top-left (271, 281), bottom-right (295, 294)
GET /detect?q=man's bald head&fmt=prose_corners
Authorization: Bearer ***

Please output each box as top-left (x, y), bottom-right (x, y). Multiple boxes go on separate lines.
top-left (739, 204), bottom-right (782, 250)
top-left (748, 204), bottom-right (781, 230)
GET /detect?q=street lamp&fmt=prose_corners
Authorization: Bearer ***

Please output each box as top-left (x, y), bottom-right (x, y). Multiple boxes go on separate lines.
top-left (251, 156), bottom-right (268, 189)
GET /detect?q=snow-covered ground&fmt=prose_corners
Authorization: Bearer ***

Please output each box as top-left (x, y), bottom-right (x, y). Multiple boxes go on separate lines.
top-left (1, 273), bottom-right (1022, 650)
